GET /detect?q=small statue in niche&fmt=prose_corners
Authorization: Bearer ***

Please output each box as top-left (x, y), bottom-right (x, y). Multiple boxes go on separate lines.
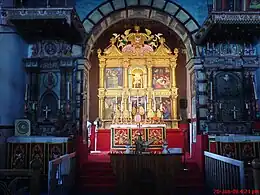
top-left (132, 70), bottom-right (143, 88)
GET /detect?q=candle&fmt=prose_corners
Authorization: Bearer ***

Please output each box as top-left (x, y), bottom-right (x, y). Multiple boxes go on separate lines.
top-left (32, 103), bottom-right (35, 110)
top-left (245, 103), bottom-right (248, 109)
top-left (210, 82), bottom-right (213, 100)
top-left (219, 103), bottom-right (222, 109)
top-left (233, 106), bottom-right (236, 119)
top-left (137, 95), bottom-right (139, 106)
top-left (144, 97), bottom-right (147, 112)
top-left (116, 96), bottom-right (118, 104)
top-left (58, 100), bottom-right (60, 109)
top-left (25, 84), bottom-right (28, 101)
top-left (67, 82), bottom-right (70, 100)
top-left (253, 81), bottom-right (258, 100)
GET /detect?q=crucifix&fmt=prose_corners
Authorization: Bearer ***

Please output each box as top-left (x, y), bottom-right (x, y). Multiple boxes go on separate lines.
top-left (231, 106), bottom-right (238, 120)
top-left (43, 105), bottom-right (51, 119)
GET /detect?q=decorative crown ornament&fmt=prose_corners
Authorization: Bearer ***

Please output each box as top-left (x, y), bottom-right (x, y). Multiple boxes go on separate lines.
top-left (98, 26), bottom-right (178, 57)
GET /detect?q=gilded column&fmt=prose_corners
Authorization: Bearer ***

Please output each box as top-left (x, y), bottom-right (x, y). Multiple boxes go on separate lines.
top-left (147, 60), bottom-right (153, 111)
top-left (170, 49), bottom-right (179, 120)
top-left (97, 49), bottom-right (106, 120)
top-left (98, 95), bottom-right (105, 120)
top-left (98, 49), bottom-right (105, 88)
top-left (123, 59), bottom-right (129, 88)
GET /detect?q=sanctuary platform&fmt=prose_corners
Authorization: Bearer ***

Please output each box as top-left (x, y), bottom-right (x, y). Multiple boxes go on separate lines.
top-left (209, 135), bottom-right (260, 162)
top-left (7, 136), bottom-right (74, 174)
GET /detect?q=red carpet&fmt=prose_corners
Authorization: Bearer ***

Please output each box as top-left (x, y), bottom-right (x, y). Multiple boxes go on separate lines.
top-left (77, 152), bottom-right (205, 194)
top-left (78, 152), bottom-right (116, 193)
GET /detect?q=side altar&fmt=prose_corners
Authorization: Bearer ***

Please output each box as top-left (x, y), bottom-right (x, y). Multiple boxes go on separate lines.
top-left (96, 26), bottom-right (181, 150)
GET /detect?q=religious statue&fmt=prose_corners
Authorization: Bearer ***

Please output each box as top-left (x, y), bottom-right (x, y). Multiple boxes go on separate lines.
top-left (156, 109), bottom-right (162, 119)
top-left (132, 72), bottom-right (143, 88)
top-left (114, 106), bottom-right (121, 123)
top-left (250, 0), bottom-right (260, 9)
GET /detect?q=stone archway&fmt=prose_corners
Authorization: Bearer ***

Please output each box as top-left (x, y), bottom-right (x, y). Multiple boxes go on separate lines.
top-left (82, 0), bottom-right (200, 121)
top-left (82, 0), bottom-right (200, 61)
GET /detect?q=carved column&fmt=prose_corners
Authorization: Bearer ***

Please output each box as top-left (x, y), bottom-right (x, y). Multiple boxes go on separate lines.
top-left (123, 59), bottom-right (129, 88)
top-left (98, 94), bottom-right (105, 120)
top-left (170, 53), bottom-right (178, 120)
top-left (98, 49), bottom-right (106, 120)
top-left (147, 60), bottom-right (153, 111)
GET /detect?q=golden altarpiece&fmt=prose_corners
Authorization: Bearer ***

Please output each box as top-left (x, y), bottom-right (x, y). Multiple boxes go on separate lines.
top-left (97, 26), bottom-right (179, 129)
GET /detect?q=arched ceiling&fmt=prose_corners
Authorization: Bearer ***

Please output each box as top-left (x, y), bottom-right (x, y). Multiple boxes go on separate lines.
top-left (82, 0), bottom-right (200, 61)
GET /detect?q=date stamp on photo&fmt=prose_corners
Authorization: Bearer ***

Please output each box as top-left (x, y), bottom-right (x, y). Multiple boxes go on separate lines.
top-left (214, 189), bottom-right (260, 194)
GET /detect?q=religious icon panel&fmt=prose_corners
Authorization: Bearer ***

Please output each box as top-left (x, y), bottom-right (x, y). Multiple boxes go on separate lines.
top-left (105, 68), bottom-right (123, 88)
top-left (249, 0), bottom-right (260, 9)
top-left (155, 97), bottom-right (172, 119)
top-left (104, 97), bottom-right (122, 119)
top-left (152, 67), bottom-right (171, 89)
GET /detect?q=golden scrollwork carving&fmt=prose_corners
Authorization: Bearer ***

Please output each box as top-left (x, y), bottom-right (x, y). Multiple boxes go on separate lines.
top-left (97, 26), bottom-right (179, 128)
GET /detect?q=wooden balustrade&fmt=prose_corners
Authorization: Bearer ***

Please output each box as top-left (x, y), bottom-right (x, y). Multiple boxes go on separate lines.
top-left (48, 152), bottom-right (76, 195)
top-left (204, 151), bottom-right (245, 191)
top-left (0, 159), bottom-right (41, 195)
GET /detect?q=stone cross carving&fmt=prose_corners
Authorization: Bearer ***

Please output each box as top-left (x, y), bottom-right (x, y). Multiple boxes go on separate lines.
top-left (43, 105), bottom-right (51, 119)
top-left (231, 106), bottom-right (238, 120)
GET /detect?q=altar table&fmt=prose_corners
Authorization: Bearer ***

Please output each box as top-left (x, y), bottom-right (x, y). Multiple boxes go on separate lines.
top-left (7, 136), bottom-right (74, 174)
top-left (111, 125), bottom-right (167, 149)
top-left (110, 153), bottom-right (182, 194)
top-left (209, 135), bottom-right (260, 161)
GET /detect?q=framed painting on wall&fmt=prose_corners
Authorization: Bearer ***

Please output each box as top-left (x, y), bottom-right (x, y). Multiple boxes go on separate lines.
top-left (155, 97), bottom-right (172, 119)
top-left (104, 97), bottom-right (122, 119)
top-left (248, 0), bottom-right (260, 9)
top-left (105, 68), bottom-right (123, 88)
top-left (152, 67), bottom-right (171, 89)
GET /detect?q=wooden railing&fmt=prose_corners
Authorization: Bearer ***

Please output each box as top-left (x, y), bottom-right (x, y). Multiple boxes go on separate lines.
top-left (48, 152), bottom-right (76, 195)
top-left (204, 151), bottom-right (245, 191)
top-left (252, 159), bottom-right (260, 190)
top-left (0, 159), bottom-right (41, 195)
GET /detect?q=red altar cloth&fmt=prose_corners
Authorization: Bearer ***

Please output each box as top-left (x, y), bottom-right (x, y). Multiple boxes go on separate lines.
top-left (89, 124), bottom-right (188, 151)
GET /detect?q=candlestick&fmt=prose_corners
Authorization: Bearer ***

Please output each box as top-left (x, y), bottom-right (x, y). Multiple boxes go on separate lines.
top-left (253, 81), bottom-right (258, 100)
top-left (116, 96), bottom-right (118, 104)
top-left (67, 82), bottom-right (70, 100)
top-left (25, 84), bottom-right (28, 101)
top-left (144, 97), bottom-right (147, 112)
top-left (219, 102), bottom-right (222, 109)
top-left (245, 103), bottom-right (248, 109)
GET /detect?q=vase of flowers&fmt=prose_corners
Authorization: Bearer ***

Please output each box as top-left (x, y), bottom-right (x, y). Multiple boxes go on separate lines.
top-left (162, 140), bottom-right (168, 154)
top-left (125, 140), bottom-right (131, 154)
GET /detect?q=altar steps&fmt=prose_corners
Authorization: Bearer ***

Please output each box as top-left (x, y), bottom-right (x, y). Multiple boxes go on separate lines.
top-left (78, 161), bottom-right (116, 193)
top-left (78, 154), bottom-right (205, 194)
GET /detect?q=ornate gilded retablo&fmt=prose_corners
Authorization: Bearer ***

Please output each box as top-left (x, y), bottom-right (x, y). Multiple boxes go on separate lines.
top-left (97, 26), bottom-right (179, 129)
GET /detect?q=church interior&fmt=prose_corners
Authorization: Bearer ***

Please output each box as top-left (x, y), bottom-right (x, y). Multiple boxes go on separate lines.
top-left (0, 0), bottom-right (260, 194)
